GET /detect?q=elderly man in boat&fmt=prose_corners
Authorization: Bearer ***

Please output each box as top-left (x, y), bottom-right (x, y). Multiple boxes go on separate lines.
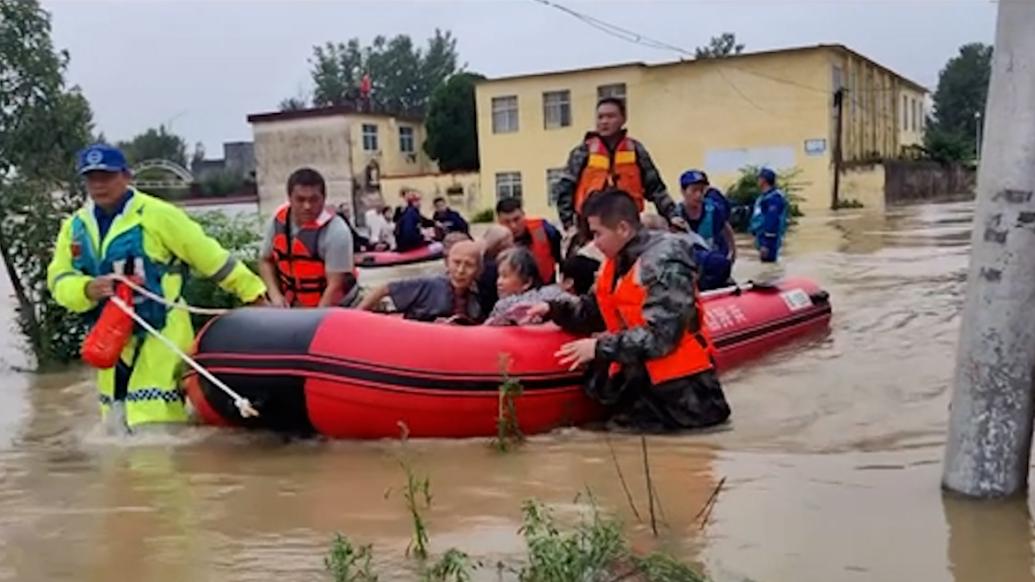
top-left (523, 188), bottom-right (731, 432)
top-left (358, 240), bottom-right (484, 323)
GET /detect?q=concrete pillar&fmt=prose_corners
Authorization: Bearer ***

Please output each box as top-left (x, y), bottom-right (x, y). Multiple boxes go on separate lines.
top-left (942, 0), bottom-right (1035, 498)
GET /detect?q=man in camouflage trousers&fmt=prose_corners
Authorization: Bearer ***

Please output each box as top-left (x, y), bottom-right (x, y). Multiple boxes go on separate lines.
top-left (552, 97), bottom-right (683, 252)
top-left (523, 189), bottom-right (731, 432)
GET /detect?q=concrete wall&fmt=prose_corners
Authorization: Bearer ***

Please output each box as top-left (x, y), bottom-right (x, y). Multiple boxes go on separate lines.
top-left (224, 141), bottom-right (256, 177)
top-left (839, 163), bottom-right (887, 210)
top-left (833, 51), bottom-right (918, 163)
top-left (639, 50), bottom-right (832, 212)
top-left (897, 90), bottom-right (927, 148)
top-left (252, 116), bottom-right (354, 219)
top-left (347, 114), bottom-right (436, 191)
top-left (884, 160), bottom-right (976, 205)
top-left (250, 110), bottom-right (438, 219)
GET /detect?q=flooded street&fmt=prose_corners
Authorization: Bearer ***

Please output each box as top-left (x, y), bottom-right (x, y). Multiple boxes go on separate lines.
top-left (1, 200), bottom-right (1028, 581)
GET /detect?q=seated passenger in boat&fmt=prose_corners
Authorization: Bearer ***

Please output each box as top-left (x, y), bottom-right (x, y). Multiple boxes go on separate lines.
top-left (395, 190), bottom-right (437, 252)
top-left (484, 247), bottom-right (569, 326)
top-left (358, 240), bottom-right (483, 323)
top-left (522, 189), bottom-right (731, 432)
top-left (364, 206), bottom-right (395, 251)
top-left (475, 225), bottom-right (515, 315)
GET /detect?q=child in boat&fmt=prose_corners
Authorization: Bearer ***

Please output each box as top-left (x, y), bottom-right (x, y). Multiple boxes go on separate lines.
top-left (358, 240), bottom-right (484, 323)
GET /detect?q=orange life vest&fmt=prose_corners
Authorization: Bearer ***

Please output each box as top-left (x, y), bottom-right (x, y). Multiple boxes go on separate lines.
top-left (594, 256), bottom-right (713, 385)
top-left (574, 135), bottom-right (645, 215)
top-left (272, 204), bottom-right (335, 307)
top-left (524, 217), bottom-right (557, 283)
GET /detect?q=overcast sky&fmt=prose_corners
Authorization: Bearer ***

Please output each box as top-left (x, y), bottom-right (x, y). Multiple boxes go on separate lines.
top-left (42, 0), bottom-right (997, 158)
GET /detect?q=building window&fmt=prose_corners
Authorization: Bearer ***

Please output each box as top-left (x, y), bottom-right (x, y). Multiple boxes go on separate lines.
top-left (496, 172), bottom-right (522, 200)
top-left (492, 96), bottom-right (519, 134)
top-left (597, 83), bottom-right (627, 103)
top-left (913, 99), bottom-right (921, 132)
top-left (546, 168), bottom-right (564, 206)
top-left (543, 90), bottom-right (572, 129)
top-left (399, 126), bottom-right (415, 153)
top-left (362, 124), bottom-right (378, 151)
top-left (902, 95), bottom-right (908, 130)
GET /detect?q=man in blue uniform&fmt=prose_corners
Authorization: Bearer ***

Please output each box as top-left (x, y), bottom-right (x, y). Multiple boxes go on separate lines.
top-left (749, 168), bottom-right (789, 263)
top-left (675, 170), bottom-right (736, 290)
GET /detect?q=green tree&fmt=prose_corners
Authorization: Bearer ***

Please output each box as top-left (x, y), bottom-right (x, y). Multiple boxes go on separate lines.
top-left (181, 211), bottom-right (261, 329)
top-left (0, 0), bottom-right (93, 366)
top-left (117, 124), bottom-right (188, 167)
top-left (694, 33), bottom-right (744, 58)
top-left (278, 96), bottom-right (308, 111)
top-left (424, 72), bottom-right (483, 172)
top-left (725, 165), bottom-right (804, 232)
top-left (310, 29), bottom-right (460, 115)
top-left (925, 43), bottom-right (992, 160)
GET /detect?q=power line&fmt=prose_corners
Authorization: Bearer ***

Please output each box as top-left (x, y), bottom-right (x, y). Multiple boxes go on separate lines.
top-left (528, 0), bottom-right (934, 121)
top-left (527, 0), bottom-right (931, 91)
top-left (528, 0), bottom-right (693, 57)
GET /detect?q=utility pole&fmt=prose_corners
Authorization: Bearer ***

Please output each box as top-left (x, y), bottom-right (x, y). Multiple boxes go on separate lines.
top-left (942, 0), bottom-right (1035, 498)
top-left (831, 87), bottom-right (845, 210)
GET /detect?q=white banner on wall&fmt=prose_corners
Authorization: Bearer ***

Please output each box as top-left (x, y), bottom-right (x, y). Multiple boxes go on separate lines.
top-left (704, 146), bottom-right (796, 174)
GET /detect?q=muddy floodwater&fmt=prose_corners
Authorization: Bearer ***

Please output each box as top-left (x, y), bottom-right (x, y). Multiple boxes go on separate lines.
top-left (1, 200), bottom-right (1031, 582)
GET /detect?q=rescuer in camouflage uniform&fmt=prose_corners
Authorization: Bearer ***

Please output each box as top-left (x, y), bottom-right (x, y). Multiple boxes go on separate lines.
top-left (523, 189), bottom-right (731, 432)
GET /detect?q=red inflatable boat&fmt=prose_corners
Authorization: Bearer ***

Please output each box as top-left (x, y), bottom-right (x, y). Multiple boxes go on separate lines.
top-left (356, 243), bottom-right (444, 268)
top-left (185, 277), bottom-right (831, 439)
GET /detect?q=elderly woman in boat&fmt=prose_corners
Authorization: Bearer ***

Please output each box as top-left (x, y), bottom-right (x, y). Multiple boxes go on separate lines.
top-left (484, 247), bottom-right (602, 326)
top-left (483, 247), bottom-right (568, 326)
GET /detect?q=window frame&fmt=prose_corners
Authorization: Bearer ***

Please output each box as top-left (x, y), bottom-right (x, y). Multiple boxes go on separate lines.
top-left (362, 123), bottom-right (379, 151)
top-left (495, 171), bottom-right (522, 200)
top-left (542, 90), bottom-right (572, 130)
top-left (492, 96), bottom-right (519, 134)
top-left (399, 125), bottom-right (415, 154)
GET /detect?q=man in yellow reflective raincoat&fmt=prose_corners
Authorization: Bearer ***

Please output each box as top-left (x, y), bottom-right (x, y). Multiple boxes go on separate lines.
top-left (46, 144), bottom-right (266, 431)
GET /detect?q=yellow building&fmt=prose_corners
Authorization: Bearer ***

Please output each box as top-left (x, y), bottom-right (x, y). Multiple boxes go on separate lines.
top-left (475, 44), bottom-right (928, 217)
top-left (248, 106), bottom-right (437, 218)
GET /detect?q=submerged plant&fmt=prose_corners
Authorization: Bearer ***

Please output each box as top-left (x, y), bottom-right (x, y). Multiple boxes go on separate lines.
top-left (492, 354), bottom-right (525, 452)
top-left (421, 548), bottom-right (475, 582)
top-left (398, 458), bottom-right (432, 560)
top-left (325, 533), bottom-right (378, 582)
top-left (517, 497), bottom-right (626, 582)
top-left (633, 552), bottom-right (710, 582)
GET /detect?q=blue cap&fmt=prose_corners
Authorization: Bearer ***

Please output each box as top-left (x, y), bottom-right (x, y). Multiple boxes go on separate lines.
top-left (758, 167), bottom-right (777, 185)
top-left (679, 169), bottom-right (709, 189)
top-left (76, 144), bottom-right (129, 175)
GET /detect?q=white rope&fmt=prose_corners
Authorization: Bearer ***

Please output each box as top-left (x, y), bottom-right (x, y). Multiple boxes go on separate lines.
top-left (110, 296), bottom-right (259, 418)
top-left (112, 275), bottom-right (230, 316)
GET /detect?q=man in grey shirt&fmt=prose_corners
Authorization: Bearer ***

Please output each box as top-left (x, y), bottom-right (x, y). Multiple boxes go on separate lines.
top-left (258, 168), bottom-right (355, 308)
